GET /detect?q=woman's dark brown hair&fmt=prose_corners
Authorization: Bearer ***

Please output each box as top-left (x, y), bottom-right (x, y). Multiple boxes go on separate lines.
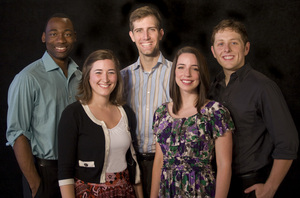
top-left (170, 46), bottom-right (210, 114)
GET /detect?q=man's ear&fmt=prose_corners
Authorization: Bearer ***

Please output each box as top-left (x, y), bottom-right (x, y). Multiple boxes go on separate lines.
top-left (211, 46), bottom-right (216, 58)
top-left (159, 28), bottom-right (164, 41)
top-left (129, 31), bottom-right (135, 42)
top-left (244, 42), bottom-right (250, 56)
top-left (73, 31), bottom-right (77, 42)
top-left (41, 32), bottom-right (46, 43)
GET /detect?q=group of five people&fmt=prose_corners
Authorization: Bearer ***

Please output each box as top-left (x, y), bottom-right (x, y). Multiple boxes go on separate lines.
top-left (6, 4), bottom-right (298, 198)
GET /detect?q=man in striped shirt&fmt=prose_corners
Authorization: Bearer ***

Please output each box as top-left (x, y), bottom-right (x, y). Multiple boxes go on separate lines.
top-left (121, 5), bottom-right (172, 198)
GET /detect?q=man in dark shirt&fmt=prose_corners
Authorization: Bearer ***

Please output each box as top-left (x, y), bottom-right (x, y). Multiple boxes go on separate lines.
top-left (209, 19), bottom-right (298, 198)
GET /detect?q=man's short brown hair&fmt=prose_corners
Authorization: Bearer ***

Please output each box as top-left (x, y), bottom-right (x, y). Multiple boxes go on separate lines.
top-left (211, 19), bottom-right (249, 45)
top-left (129, 5), bottom-right (162, 31)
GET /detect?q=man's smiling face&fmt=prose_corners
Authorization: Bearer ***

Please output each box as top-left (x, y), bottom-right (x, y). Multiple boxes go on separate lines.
top-left (211, 28), bottom-right (250, 76)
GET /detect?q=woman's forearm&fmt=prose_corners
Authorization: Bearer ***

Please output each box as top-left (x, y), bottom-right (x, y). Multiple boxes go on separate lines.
top-left (215, 131), bottom-right (232, 198)
top-left (150, 143), bottom-right (163, 198)
top-left (60, 184), bottom-right (75, 198)
top-left (215, 163), bottom-right (231, 198)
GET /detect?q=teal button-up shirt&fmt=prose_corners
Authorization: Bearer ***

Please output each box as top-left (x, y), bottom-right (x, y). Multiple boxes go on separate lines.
top-left (6, 51), bottom-right (81, 160)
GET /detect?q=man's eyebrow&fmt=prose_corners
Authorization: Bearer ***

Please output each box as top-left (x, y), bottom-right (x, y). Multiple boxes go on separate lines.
top-left (48, 28), bottom-right (73, 32)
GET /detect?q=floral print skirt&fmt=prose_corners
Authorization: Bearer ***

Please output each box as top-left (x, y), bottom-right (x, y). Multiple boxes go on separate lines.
top-left (75, 169), bottom-right (136, 198)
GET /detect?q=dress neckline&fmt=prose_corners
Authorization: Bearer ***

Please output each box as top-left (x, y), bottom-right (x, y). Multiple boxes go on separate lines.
top-left (164, 101), bottom-right (213, 120)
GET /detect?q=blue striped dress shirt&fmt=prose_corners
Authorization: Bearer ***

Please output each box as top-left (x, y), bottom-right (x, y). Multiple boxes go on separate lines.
top-left (121, 53), bottom-right (172, 153)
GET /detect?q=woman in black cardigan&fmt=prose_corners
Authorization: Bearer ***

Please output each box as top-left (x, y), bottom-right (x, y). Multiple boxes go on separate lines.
top-left (58, 49), bottom-right (143, 198)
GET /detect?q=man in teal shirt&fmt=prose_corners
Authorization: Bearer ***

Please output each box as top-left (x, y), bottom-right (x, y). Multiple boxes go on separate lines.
top-left (6, 13), bottom-right (81, 198)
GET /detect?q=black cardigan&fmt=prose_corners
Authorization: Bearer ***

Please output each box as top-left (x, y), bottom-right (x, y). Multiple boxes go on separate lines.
top-left (58, 101), bottom-right (138, 183)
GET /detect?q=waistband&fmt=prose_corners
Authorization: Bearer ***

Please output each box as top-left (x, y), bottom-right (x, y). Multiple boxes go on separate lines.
top-left (137, 153), bottom-right (155, 161)
top-left (35, 157), bottom-right (58, 167)
top-left (234, 164), bottom-right (271, 179)
top-left (75, 169), bottom-right (130, 186)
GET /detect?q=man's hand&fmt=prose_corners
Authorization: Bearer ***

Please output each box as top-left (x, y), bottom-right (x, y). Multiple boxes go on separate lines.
top-left (30, 177), bottom-right (41, 198)
top-left (13, 135), bottom-right (41, 198)
top-left (245, 159), bottom-right (293, 198)
top-left (244, 183), bottom-right (276, 198)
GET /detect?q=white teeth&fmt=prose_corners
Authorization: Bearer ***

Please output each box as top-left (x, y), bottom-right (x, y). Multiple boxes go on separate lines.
top-left (56, 47), bottom-right (66, 50)
top-left (99, 84), bottom-right (109, 88)
top-left (142, 43), bottom-right (151, 46)
top-left (224, 56), bottom-right (233, 60)
top-left (182, 80), bottom-right (192, 83)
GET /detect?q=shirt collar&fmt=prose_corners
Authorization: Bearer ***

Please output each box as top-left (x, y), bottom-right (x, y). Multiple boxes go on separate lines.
top-left (42, 51), bottom-right (79, 73)
top-left (233, 63), bottom-right (252, 81)
top-left (133, 52), bottom-right (167, 71)
top-left (215, 63), bottom-right (252, 83)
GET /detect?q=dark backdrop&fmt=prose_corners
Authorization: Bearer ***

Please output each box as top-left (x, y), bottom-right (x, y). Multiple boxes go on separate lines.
top-left (1, 0), bottom-right (299, 197)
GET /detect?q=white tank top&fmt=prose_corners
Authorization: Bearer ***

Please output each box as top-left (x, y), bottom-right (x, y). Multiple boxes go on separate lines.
top-left (106, 115), bottom-right (131, 173)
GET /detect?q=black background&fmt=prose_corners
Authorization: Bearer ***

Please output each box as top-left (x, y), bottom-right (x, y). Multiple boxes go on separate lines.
top-left (1, 0), bottom-right (299, 197)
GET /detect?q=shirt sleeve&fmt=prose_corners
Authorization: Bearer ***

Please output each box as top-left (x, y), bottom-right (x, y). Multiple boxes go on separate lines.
top-left (58, 178), bottom-right (75, 187)
top-left (6, 73), bottom-right (37, 146)
top-left (260, 81), bottom-right (299, 159)
top-left (211, 102), bottom-right (235, 139)
top-left (152, 105), bottom-right (164, 143)
top-left (58, 104), bottom-right (79, 182)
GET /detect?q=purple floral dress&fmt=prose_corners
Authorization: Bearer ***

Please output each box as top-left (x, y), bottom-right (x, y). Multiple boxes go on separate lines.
top-left (153, 101), bottom-right (234, 198)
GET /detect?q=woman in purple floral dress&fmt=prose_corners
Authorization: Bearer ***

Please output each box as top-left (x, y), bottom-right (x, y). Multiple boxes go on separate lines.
top-left (150, 47), bottom-right (234, 198)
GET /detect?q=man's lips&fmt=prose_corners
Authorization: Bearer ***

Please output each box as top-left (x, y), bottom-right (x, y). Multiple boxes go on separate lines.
top-left (55, 46), bottom-right (67, 52)
top-left (141, 42), bottom-right (152, 47)
top-left (223, 55), bottom-right (234, 60)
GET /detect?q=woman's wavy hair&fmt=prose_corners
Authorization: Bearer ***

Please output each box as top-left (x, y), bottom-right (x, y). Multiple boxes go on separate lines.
top-left (170, 46), bottom-right (210, 114)
top-left (76, 49), bottom-right (124, 106)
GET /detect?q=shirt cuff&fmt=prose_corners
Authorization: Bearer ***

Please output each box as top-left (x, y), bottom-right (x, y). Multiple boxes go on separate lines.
top-left (58, 178), bottom-right (75, 186)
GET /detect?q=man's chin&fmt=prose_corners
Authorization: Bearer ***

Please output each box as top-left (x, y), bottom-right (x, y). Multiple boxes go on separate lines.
top-left (141, 51), bottom-right (159, 58)
top-left (49, 54), bottom-right (69, 62)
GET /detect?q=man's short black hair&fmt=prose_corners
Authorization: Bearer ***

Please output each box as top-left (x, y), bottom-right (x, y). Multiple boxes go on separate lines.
top-left (44, 13), bottom-right (72, 32)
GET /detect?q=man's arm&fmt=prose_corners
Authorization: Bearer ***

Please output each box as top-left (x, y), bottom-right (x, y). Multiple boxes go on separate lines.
top-left (244, 159), bottom-right (293, 198)
top-left (244, 80), bottom-right (299, 198)
top-left (133, 183), bottom-right (143, 198)
top-left (13, 135), bottom-right (40, 197)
